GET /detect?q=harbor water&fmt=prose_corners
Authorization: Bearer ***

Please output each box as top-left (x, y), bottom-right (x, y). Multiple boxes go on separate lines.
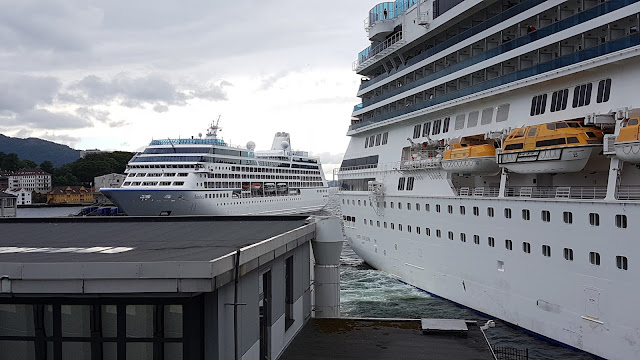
top-left (17, 194), bottom-right (596, 359)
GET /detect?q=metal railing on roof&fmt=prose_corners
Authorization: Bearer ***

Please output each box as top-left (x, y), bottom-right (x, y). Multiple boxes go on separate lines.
top-left (616, 185), bottom-right (640, 200)
top-left (354, 31), bottom-right (404, 70)
top-left (504, 186), bottom-right (607, 200)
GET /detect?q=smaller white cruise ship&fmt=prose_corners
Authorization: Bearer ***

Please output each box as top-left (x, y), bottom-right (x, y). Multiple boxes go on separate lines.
top-left (101, 121), bottom-right (329, 216)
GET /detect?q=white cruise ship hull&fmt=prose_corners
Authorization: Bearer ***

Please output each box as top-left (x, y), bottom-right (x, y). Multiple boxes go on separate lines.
top-left (101, 188), bottom-right (328, 216)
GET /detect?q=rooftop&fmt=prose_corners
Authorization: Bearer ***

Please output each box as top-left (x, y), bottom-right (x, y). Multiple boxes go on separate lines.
top-left (0, 216), bottom-right (308, 263)
top-left (280, 318), bottom-right (495, 360)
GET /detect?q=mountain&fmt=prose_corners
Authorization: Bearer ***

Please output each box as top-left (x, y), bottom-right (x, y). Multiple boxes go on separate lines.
top-left (0, 134), bottom-right (80, 168)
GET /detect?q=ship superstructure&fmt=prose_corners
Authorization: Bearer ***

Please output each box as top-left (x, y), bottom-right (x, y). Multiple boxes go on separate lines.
top-left (101, 122), bottom-right (328, 216)
top-left (339, 0), bottom-right (640, 359)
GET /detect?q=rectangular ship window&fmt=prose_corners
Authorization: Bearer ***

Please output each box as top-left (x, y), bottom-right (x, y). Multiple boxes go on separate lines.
top-left (616, 214), bottom-right (627, 228)
top-left (487, 207), bottom-right (494, 217)
top-left (542, 245), bottom-right (551, 257)
top-left (564, 248), bottom-right (574, 261)
top-left (597, 79), bottom-right (612, 103)
top-left (523, 242), bottom-right (531, 253)
top-left (460, 206), bottom-right (466, 215)
top-left (616, 256), bottom-right (628, 270)
top-left (589, 213), bottom-right (600, 226)
top-left (436, 229), bottom-right (441, 238)
top-left (505, 239), bottom-right (513, 250)
top-left (397, 177), bottom-right (405, 191)
top-left (589, 251), bottom-right (600, 265)
top-left (460, 233), bottom-right (466, 242)
top-left (448, 205), bottom-right (453, 214)
top-left (541, 210), bottom-right (551, 222)
top-left (413, 124), bottom-right (422, 139)
top-left (448, 231), bottom-right (454, 240)
top-left (473, 206), bottom-right (479, 216)
top-left (563, 211), bottom-right (573, 224)
top-left (504, 208), bottom-right (512, 218)
top-left (488, 237), bottom-right (495, 247)
top-left (473, 235), bottom-right (480, 244)
top-left (522, 209), bottom-right (530, 220)
top-left (382, 132), bottom-right (388, 145)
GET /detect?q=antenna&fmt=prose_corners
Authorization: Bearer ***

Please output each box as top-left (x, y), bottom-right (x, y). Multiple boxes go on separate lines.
top-left (168, 138), bottom-right (177, 153)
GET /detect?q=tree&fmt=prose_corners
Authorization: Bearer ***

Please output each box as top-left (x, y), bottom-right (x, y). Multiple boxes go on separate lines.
top-left (39, 161), bottom-right (55, 175)
top-left (1, 153), bottom-right (20, 171)
top-left (19, 159), bottom-right (37, 169)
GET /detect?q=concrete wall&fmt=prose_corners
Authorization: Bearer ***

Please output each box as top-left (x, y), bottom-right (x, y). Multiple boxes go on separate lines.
top-left (209, 242), bottom-right (311, 360)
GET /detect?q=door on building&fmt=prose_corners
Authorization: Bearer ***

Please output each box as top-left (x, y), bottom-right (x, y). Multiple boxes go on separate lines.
top-left (259, 270), bottom-right (272, 360)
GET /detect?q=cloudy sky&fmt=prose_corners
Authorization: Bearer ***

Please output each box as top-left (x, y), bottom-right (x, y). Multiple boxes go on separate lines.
top-left (0, 0), bottom-right (375, 176)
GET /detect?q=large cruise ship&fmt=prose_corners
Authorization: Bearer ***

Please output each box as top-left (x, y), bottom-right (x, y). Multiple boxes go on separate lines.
top-left (338, 0), bottom-right (640, 359)
top-left (101, 121), bottom-right (329, 215)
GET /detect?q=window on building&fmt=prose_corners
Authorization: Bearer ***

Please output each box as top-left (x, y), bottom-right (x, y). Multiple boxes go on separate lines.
top-left (596, 79), bottom-right (611, 103)
top-left (460, 233), bottom-right (466, 242)
top-left (425, 227), bottom-right (431, 236)
top-left (432, 119), bottom-right (442, 135)
top-left (523, 242), bottom-right (531, 253)
top-left (564, 248), bottom-right (574, 261)
top-left (505, 239), bottom-right (513, 250)
top-left (616, 214), bottom-right (627, 228)
top-left (589, 251), bottom-right (601, 265)
top-left (436, 204), bottom-right (441, 213)
top-left (572, 83), bottom-right (593, 108)
top-left (425, 204), bottom-right (430, 212)
top-left (375, 133), bottom-right (382, 146)
top-left (382, 132), bottom-right (389, 145)
top-left (550, 89), bottom-right (569, 112)
top-left (448, 231), bottom-right (454, 240)
top-left (407, 203), bottom-right (412, 210)
top-left (416, 226), bottom-right (421, 234)
top-left (397, 177), bottom-right (405, 191)
top-left (487, 207), bottom-right (494, 217)
top-left (589, 213), bottom-right (600, 226)
top-left (542, 245), bottom-right (551, 257)
top-left (473, 206), bottom-right (479, 216)
top-left (399, 224), bottom-right (403, 231)
top-left (616, 255), bottom-right (628, 270)
top-left (391, 223), bottom-right (395, 230)
top-left (416, 203), bottom-right (420, 211)
top-left (563, 211), bottom-right (573, 224)
top-left (522, 209), bottom-right (530, 220)
top-left (285, 256), bottom-right (294, 330)
top-left (488, 237), bottom-right (495, 247)
top-left (448, 205), bottom-right (453, 214)
top-left (541, 210), bottom-right (551, 222)
top-left (473, 235), bottom-right (480, 244)
top-left (460, 206), bottom-right (466, 215)
top-left (398, 202), bottom-right (402, 210)
top-left (504, 208), bottom-right (512, 219)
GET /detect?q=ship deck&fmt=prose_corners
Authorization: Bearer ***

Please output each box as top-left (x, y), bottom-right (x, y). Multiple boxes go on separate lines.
top-left (280, 318), bottom-right (495, 360)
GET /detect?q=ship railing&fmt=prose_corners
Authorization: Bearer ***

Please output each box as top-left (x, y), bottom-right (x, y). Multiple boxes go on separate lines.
top-left (505, 186), bottom-right (607, 200)
top-left (616, 185), bottom-right (640, 201)
top-left (353, 31), bottom-right (404, 70)
top-left (456, 187), bottom-right (500, 198)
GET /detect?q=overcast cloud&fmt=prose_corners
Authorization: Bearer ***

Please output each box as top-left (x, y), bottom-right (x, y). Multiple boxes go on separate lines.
top-left (0, 0), bottom-right (367, 173)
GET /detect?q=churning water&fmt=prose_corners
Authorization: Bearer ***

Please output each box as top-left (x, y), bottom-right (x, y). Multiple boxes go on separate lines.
top-left (323, 189), bottom-right (596, 360)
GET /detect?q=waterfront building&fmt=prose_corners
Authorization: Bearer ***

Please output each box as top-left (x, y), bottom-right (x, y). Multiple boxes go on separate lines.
top-left (0, 216), bottom-right (343, 360)
top-left (47, 186), bottom-right (94, 204)
top-left (5, 169), bottom-right (52, 194)
top-left (0, 192), bottom-right (17, 217)
top-left (2, 188), bottom-right (32, 205)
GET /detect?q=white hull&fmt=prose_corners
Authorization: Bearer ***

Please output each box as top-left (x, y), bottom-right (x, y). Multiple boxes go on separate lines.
top-left (441, 156), bottom-right (499, 174)
top-left (102, 188), bottom-right (328, 216)
top-left (342, 195), bottom-right (640, 360)
top-left (497, 146), bottom-right (596, 174)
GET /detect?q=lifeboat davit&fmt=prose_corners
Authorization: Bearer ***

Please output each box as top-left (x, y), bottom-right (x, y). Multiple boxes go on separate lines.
top-left (497, 120), bottom-right (603, 174)
top-left (614, 117), bottom-right (640, 163)
top-left (442, 137), bottom-right (499, 174)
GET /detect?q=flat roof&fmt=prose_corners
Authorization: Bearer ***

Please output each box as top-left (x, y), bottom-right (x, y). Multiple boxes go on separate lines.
top-left (0, 216), bottom-right (308, 263)
top-left (0, 216), bottom-right (314, 294)
top-left (280, 318), bottom-right (495, 360)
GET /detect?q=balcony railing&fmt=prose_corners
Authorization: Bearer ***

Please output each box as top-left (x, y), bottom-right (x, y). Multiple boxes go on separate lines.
top-left (354, 31), bottom-right (404, 70)
top-left (505, 186), bottom-right (607, 200)
top-left (616, 186), bottom-right (640, 200)
top-left (456, 187), bottom-right (501, 198)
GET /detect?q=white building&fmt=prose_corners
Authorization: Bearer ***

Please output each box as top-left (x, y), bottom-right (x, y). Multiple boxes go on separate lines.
top-left (80, 149), bottom-right (106, 158)
top-left (94, 173), bottom-right (126, 190)
top-left (7, 169), bottom-right (52, 194)
top-left (3, 188), bottom-right (32, 205)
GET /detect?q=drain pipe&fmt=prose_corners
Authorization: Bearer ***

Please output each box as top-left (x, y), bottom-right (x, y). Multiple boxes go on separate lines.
top-left (310, 217), bottom-right (343, 318)
top-left (233, 249), bottom-right (240, 360)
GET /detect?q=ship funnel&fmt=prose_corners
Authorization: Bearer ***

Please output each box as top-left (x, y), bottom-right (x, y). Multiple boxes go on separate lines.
top-left (271, 132), bottom-right (291, 152)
